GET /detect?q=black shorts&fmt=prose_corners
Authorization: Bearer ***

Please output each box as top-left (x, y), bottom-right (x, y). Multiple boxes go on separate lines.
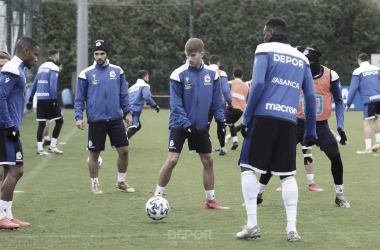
top-left (0, 129), bottom-right (23, 165)
top-left (36, 99), bottom-right (62, 121)
top-left (239, 117), bottom-right (296, 175)
top-left (168, 129), bottom-right (212, 154)
top-left (87, 119), bottom-right (128, 151)
top-left (364, 102), bottom-right (380, 119)
top-left (226, 109), bottom-right (243, 125)
top-left (296, 119), bottom-right (336, 147)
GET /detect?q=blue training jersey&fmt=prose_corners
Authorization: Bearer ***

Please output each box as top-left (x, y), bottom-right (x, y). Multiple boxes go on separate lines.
top-left (243, 42), bottom-right (317, 139)
top-left (0, 56), bottom-right (27, 130)
top-left (129, 79), bottom-right (157, 115)
top-left (30, 60), bottom-right (59, 100)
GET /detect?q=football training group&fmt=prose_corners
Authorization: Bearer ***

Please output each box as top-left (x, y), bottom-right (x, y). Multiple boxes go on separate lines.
top-left (2, 16), bottom-right (380, 243)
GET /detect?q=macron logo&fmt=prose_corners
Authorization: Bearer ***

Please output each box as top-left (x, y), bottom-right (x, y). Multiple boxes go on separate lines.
top-left (266, 103), bottom-right (297, 115)
top-left (5, 78), bottom-right (10, 83)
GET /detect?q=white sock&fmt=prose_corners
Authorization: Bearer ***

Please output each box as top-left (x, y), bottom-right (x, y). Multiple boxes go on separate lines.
top-left (365, 139), bottom-right (372, 149)
top-left (233, 136), bottom-right (238, 142)
top-left (37, 142), bottom-right (43, 151)
top-left (241, 171), bottom-right (258, 228)
top-left (376, 133), bottom-right (380, 143)
top-left (335, 184), bottom-right (343, 194)
top-left (307, 174), bottom-right (314, 184)
top-left (205, 190), bottom-right (215, 200)
top-left (154, 185), bottom-right (165, 196)
top-left (257, 182), bottom-right (267, 194)
top-left (0, 200), bottom-right (9, 218)
top-left (51, 138), bottom-right (58, 147)
top-left (91, 178), bottom-right (100, 187)
top-left (6, 201), bottom-right (13, 220)
top-left (281, 176), bottom-right (298, 233)
top-left (118, 172), bottom-right (126, 182)
top-left (44, 136), bottom-right (50, 141)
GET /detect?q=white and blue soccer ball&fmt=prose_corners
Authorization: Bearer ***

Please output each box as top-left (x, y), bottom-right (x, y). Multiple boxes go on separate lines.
top-left (145, 196), bottom-right (170, 220)
top-left (86, 156), bottom-right (103, 168)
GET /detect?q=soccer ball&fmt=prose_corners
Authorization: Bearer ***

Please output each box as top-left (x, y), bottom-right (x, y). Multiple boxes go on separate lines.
top-left (86, 156), bottom-right (103, 168)
top-left (145, 196), bottom-right (170, 220)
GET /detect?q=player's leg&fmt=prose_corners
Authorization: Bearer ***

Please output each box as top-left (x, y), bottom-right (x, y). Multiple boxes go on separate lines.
top-left (360, 105), bottom-right (374, 154)
top-left (88, 150), bottom-right (102, 194)
top-left (127, 114), bottom-right (140, 139)
top-left (256, 172), bottom-right (273, 204)
top-left (43, 120), bottom-right (51, 147)
top-left (217, 122), bottom-right (227, 155)
top-left (371, 107), bottom-right (380, 151)
top-left (0, 166), bottom-right (3, 184)
top-left (230, 109), bottom-right (243, 150)
top-left (302, 146), bottom-right (323, 192)
top-left (48, 104), bottom-right (64, 154)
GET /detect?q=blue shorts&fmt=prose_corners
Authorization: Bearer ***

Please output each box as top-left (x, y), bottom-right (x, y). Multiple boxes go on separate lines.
top-left (296, 119), bottom-right (336, 147)
top-left (0, 129), bottom-right (24, 165)
top-left (87, 119), bottom-right (128, 151)
top-left (239, 117), bottom-right (297, 176)
top-left (36, 99), bottom-right (62, 121)
top-left (364, 102), bottom-right (380, 119)
top-left (168, 129), bottom-right (212, 154)
top-left (130, 113), bottom-right (141, 128)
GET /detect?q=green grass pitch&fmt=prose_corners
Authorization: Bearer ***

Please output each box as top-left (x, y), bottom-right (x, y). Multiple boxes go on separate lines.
top-left (1, 108), bottom-right (379, 249)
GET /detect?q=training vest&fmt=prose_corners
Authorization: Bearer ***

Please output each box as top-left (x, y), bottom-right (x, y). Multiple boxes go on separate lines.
top-left (229, 79), bottom-right (249, 112)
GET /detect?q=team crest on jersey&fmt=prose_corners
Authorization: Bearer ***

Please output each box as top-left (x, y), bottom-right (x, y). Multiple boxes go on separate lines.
top-left (184, 77), bottom-right (192, 89)
top-left (88, 140), bottom-right (95, 148)
top-left (110, 70), bottom-right (116, 78)
top-left (204, 74), bottom-right (211, 85)
top-left (16, 151), bottom-right (22, 161)
top-left (91, 74), bottom-right (99, 84)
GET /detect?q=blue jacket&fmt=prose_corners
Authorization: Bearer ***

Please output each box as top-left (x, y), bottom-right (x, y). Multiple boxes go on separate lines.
top-left (169, 60), bottom-right (225, 131)
top-left (30, 60), bottom-right (59, 100)
top-left (347, 61), bottom-right (380, 107)
top-left (243, 42), bottom-right (317, 139)
top-left (129, 79), bottom-right (157, 115)
top-left (75, 60), bottom-right (132, 123)
top-left (208, 64), bottom-right (232, 106)
top-left (0, 56), bottom-right (26, 130)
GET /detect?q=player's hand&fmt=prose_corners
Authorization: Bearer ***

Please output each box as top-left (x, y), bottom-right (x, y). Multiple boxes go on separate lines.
top-left (217, 121), bottom-right (226, 135)
top-left (345, 106), bottom-right (349, 112)
top-left (6, 126), bottom-right (20, 141)
top-left (228, 104), bottom-right (233, 111)
top-left (185, 125), bottom-right (201, 138)
top-left (240, 124), bottom-right (247, 138)
top-left (76, 120), bottom-right (85, 130)
top-left (337, 127), bottom-right (347, 145)
top-left (26, 101), bottom-right (33, 110)
top-left (125, 113), bottom-right (133, 127)
top-left (303, 137), bottom-right (317, 147)
top-left (52, 99), bottom-right (58, 108)
top-left (153, 105), bottom-right (160, 113)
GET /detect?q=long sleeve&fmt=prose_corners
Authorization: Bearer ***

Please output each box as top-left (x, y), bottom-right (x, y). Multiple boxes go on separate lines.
top-left (212, 78), bottom-right (226, 122)
top-left (74, 77), bottom-right (87, 121)
top-left (331, 78), bottom-right (344, 130)
top-left (170, 79), bottom-right (191, 129)
top-left (120, 74), bottom-right (132, 115)
top-left (302, 70), bottom-right (317, 139)
top-left (346, 75), bottom-right (359, 108)
top-left (0, 73), bottom-right (18, 128)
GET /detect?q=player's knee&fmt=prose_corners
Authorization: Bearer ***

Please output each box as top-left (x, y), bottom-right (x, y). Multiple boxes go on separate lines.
top-left (302, 147), bottom-right (313, 165)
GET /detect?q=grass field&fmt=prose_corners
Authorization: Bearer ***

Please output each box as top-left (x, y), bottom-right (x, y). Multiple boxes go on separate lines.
top-left (1, 108), bottom-right (379, 250)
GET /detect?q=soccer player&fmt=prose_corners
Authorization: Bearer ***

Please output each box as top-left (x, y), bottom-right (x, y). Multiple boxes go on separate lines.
top-left (153, 38), bottom-right (229, 210)
top-left (208, 55), bottom-right (232, 155)
top-left (236, 18), bottom-right (317, 242)
top-left (224, 68), bottom-right (249, 150)
top-left (75, 40), bottom-right (135, 194)
top-left (127, 70), bottom-right (159, 139)
top-left (27, 49), bottom-right (64, 155)
top-left (346, 53), bottom-right (380, 154)
top-left (0, 37), bottom-right (40, 229)
top-left (258, 45), bottom-right (350, 209)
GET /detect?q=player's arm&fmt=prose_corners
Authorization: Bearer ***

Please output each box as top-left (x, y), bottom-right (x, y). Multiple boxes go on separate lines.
top-left (346, 74), bottom-right (359, 110)
top-left (242, 53), bottom-right (267, 126)
top-left (142, 86), bottom-right (157, 107)
top-left (170, 79), bottom-right (192, 129)
top-left (330, 71), bottom-right (344, 130)
top-left (29, 75), bottom-right (38, 101)
top-left (49, 70), bottom-right (59, 99)
top-left (119, 73), bottom-right (132, 115)
top-left (302, 69), bottom-right (317, 140)
top-left (221, 76), bottom-right (232, 106)
top-left (74, 76), bottom-right (88, 121)
top-left (0, 73), bottom-right (18, 128)
top-left (212, 75), bottom-right (226, 123)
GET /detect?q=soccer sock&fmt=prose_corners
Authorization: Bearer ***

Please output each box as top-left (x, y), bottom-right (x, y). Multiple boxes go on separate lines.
top-left (44, 136), bottom-right (50, 141)
top-left (118, 172), bottom-right (126, 182)
top-left (365, 139), bottom-right (372, 149)
top-left (335, 184), bottom-right (343, 194)
top-left (257, 182), bottom-right (267, 194)
top-left (91, 178), bottom-right (100, 187)
top-left (0, 200), bottom-right (8, 218)
top-left (37, 142), bottom-right (43, 151)
top-left (233, 136), bottom-right (238, 142)
top-left (281, 176), bottom-right (298, 233)
top-left (154, 185), bottom-right (165, 197)
top-left (307, 174), bottom-right (314, 185)
top-left (376, 133), bottom-right (380, 142)
top-left (205, 190), bottom-right (215, 200)
top-left (6, 201), bottom-right (13, 220)
top-left (241, 171), bottom-right (258, 228)
top-left (51, 138), bottom-right (58, 148)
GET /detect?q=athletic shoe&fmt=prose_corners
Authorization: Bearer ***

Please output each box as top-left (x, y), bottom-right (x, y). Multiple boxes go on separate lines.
top-left (92, 185), bottom-right (102, 194)
top-left (205, 199), bottom-right (230, 209)
top-left (49, 146), bottom-right (63, 154)
top-left (214, 148), bottom-right (221, 151)
top-left (257, 193), bottom-right (263, 205)
top-left (116, 181), bottom-right (135, 193)
top-left (286, 231), bottom-right (301, 242)
top-left (11, 217), bottom-right (30, 227)
top-left (236, 225), bottom-right (261, 239)
top-left (43, 140), bottom-right (51, 148)
top-left (219, 148), bottom-right (227, 156)
top-left (308, 183), bottom-right (324, 192)
top-left (371, 142), bottom-right (380, 152)
top-left (276, 186), bottom-right (283, 192)
top-left (356, 148), bottom-right (373, 154)
top-left (225, 134), bottom-right (231, 142)
top-left (0, 216), bottom-right (19, 229)
top-left (231, 142), bottom-right (239, 150)
top-left (37, 150), bottom-right (50, 156)
top-left (335, 194), bottom-right (350, 208)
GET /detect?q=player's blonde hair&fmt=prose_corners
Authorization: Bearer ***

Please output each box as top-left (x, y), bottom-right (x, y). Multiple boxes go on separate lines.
top-left (185, 38), bottom-right (204, 53)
